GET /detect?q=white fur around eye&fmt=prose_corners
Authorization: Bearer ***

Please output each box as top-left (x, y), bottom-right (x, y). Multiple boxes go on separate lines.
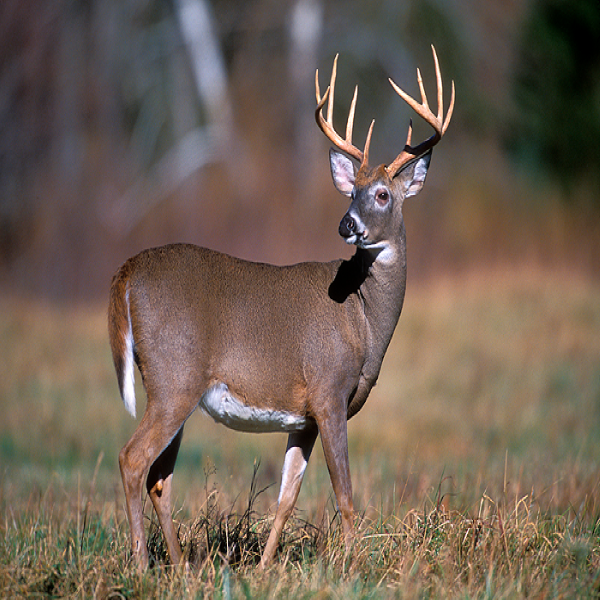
top-left (375, 188), bottom-right (390, 207)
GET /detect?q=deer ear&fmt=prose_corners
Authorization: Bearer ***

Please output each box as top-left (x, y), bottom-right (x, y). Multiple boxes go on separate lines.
top-left (329, 149), bottom-right (356, 197)
top-left (394, 150), bottom-right (432, 199)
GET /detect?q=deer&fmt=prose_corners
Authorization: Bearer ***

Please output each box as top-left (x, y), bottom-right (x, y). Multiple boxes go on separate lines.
top-left (108, 45), bottom-right (454, 571)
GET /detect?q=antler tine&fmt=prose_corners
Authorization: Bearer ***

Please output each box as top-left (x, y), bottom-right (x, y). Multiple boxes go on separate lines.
top-left (385, 45), bottom-right (454, 178)
top-left (346, 85), bottom-right (358, 143)
top-left (315, 55), bottom-right (370, 167)
top-left (442, 80), bottom-right (455, 135)
top-left (315, 67), bottom-right (323, 103)
top-left (431, 45), bottom-right (443, 123)
top-left (405, 118), bottom-right (413, 147)
top-left (327, 54), bottom-right (337, 124)
top-left (363, 119), bottom-right (375, 167)
top-left (416, 68), bottom-right (429, 112)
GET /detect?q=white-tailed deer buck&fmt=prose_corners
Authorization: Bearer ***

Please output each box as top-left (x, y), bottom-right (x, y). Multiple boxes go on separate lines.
top-left (109, 45), bottom-right (454, 570)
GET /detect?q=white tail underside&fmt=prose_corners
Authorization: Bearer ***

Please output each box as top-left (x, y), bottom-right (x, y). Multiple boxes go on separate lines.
top-left (122, 287), bottom-right (137, 418)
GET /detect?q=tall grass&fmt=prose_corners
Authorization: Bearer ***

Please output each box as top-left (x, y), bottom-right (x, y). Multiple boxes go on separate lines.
top-left (1, 267), bottom-right (599, 597)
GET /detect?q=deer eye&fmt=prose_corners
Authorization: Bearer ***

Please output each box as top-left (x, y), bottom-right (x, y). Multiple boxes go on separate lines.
top-left (375, 189), bottom-right (389, 206)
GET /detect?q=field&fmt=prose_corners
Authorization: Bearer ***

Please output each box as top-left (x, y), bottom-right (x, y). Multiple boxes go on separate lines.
top-left (1, 266), bottom-right (599, 598)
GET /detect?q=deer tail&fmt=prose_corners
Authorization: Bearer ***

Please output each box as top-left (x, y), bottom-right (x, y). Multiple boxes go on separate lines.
top-left (108, 263), bottom-right (137, 418)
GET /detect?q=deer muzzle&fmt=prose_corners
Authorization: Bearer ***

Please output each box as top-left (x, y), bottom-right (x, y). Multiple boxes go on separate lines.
top-left (339, 213), bottom-right (357, 239)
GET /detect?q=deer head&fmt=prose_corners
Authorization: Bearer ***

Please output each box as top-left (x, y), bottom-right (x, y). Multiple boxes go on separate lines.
top-left (315, 45), bottom-right (455, 255)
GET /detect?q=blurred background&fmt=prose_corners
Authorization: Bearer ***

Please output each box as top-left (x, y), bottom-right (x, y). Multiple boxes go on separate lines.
top-left (1, 0), bottom-right (598, 301)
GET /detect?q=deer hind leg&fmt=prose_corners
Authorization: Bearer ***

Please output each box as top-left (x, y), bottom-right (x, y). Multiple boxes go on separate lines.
top-left (259, 427), bottom-right (318, 569)
top-left (119, 404), bottom-right (191, 570)
top-left (147, 426), bottom-right (184, 565)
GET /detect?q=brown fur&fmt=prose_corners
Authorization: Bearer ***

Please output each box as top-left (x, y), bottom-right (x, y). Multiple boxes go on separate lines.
top-left (108, 260), bottom-right (133, 400)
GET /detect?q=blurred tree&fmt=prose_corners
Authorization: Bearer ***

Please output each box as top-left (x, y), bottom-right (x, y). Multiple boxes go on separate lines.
top-left (0, 1), bottom-right (57, 261)
top-left (507, 0), bottom-right (600, 201)
top-left (112, 0), bottom-right (236, 235)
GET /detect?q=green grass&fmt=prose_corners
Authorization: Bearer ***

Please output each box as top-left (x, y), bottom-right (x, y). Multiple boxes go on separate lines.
top-left (1, 266), bottom-right (600, 597)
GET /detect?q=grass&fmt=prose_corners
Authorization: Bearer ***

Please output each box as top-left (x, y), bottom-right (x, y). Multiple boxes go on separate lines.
top-left (1, 265), bottom-right (599, 597)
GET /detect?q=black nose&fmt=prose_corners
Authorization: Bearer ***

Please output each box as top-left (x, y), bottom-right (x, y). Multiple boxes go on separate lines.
top-left (339, 214), bottom-right (356, 238)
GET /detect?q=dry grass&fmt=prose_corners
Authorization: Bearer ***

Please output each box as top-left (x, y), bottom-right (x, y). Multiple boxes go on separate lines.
top-left (2, 469), bottom-right (598, 598)
top-left (1, 266), bottom-right (599, 597)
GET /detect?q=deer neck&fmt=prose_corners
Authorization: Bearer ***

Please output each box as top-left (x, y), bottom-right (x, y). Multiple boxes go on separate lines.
top-left (328, 226), bottom-right (407, 420)
top-left (359, 231), bottom-right (407, 357)
top-left (329, 223), bottom-right (408, 369)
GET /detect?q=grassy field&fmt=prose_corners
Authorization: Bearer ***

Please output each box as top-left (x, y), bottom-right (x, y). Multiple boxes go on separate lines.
top-left (1, 266), bottom-right (599, 598)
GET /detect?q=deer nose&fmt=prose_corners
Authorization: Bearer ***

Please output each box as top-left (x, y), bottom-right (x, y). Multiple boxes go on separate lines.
top-left (339, 214), bottom-right (356, 238)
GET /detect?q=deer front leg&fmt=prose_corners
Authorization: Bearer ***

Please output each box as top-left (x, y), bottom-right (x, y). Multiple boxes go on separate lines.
top-left (317, 407), bottom-right (355, 547)
top-left (259, 427), bottom-right (318, 569)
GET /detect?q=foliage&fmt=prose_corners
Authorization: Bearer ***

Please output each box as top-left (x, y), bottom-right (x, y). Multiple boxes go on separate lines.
top-left (507, 0), bottom-right (600, 199)
top-left (2, 0), bottom-right (597, 301)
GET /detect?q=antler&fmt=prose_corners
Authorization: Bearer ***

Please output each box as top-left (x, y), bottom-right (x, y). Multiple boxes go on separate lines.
top-left (385, 45), bottom-right (455, 178)
top-left (315, 54), bottom-right (374, 169)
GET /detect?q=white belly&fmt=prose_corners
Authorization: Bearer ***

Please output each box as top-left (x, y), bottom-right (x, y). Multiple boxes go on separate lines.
top-left (199, 382), bottom-right (309, 433)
